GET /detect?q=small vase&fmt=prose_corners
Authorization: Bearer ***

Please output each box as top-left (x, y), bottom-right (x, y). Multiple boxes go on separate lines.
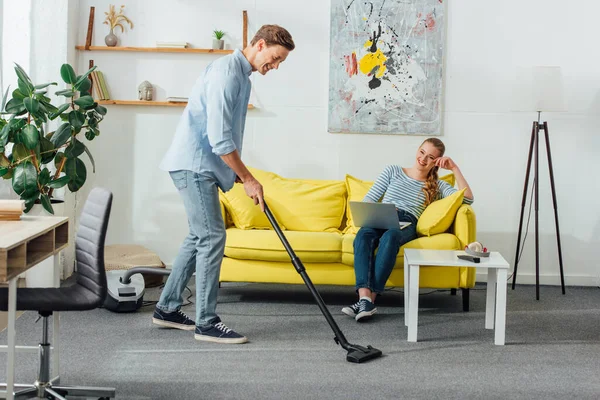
top-left (212, 39), bottom-right (224, 50)
top-left (105, 28), bottom-right (118, 47)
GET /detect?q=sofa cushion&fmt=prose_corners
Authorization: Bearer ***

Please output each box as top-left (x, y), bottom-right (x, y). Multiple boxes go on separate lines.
top-left (341, 233), bottom-right (462, 266)
top-left (220, 167), bottom-right (347, 232)
top-left (416, 188), bottom-right (466, 237)
top-left (343, 172), bottom-right (456, 234)
top-left (225, 228), bottom-right (342, 263)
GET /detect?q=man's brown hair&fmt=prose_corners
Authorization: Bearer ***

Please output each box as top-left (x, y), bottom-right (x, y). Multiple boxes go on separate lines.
top-left (250, 25), bottom-right (295, 51)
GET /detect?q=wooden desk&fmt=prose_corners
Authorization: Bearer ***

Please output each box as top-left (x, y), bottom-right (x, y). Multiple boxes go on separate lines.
top-left (0, 216), bottom-right (69, 400)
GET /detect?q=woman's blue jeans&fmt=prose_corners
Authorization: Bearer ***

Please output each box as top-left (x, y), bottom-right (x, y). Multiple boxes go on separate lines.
top-left (157, 170), bottom-right (226, 325)
top-left (353, 209), bottom-right (418, 294)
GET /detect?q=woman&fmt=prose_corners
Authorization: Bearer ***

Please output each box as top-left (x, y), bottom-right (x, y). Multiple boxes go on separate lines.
top-left (343, 138), bottom-right (474, 321)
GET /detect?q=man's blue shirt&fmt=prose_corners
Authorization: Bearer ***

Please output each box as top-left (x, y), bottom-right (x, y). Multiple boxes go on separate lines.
top-left (160, 49), bottom-right (252, 191)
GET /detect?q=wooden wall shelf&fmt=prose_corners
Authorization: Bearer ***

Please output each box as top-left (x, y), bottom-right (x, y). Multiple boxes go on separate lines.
top-left (97, 100), bottom-right (254, 109)
top-left (75, 46), bottom-right (233, 54)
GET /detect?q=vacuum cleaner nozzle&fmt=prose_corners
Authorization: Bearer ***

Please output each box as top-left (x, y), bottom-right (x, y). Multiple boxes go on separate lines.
top-left (345, 344), bottom-right (383, 363)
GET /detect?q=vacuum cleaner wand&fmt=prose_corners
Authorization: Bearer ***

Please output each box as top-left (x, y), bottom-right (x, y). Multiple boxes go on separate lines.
top-left (264, 203), bottom-right (382, 363)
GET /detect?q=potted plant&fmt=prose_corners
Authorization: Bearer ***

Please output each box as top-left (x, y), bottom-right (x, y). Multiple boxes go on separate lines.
top-left (0, 62), bottom-right (107, 214)
top-left (212, 30), bottom-right (226, 50)
top-left (103, 4), bottom-right (134, 47)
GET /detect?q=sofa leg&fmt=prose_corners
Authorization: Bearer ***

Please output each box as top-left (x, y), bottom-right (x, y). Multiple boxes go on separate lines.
top-left (450, 288), bottom-right (457, 296)
top-left (462, 288), bottom-right (470, 312)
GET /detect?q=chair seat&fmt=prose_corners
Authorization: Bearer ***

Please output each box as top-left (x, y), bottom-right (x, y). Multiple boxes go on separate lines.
top-left (0, 284), bottom-right (104, 313)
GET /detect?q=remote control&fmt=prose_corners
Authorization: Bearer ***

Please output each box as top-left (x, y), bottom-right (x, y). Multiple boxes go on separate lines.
top-left (457, 254), bottom-right (480, 263)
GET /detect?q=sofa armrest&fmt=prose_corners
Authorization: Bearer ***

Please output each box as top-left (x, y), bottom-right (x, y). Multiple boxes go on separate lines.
top-left (218, 194), bottom-right (233, 228)
top-left (452, 204), bottom-right (476, 248)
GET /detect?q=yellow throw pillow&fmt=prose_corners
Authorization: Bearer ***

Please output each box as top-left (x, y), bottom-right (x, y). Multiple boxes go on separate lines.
top-left (344, 174), bottom-right (374, 234)
top-left (439, 173), bottom-right (455, 187)
top-left (220, 167), bottom-right (347, 232)
top-left (416, 188), bottom-right (466, 237)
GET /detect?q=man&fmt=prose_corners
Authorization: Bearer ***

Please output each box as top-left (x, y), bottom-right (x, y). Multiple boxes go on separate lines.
top-left (153, 25), bottom-right (295, 344)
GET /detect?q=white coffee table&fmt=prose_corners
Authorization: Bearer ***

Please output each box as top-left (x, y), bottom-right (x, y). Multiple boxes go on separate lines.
top-left (403, 249), bottom-right (510, 345)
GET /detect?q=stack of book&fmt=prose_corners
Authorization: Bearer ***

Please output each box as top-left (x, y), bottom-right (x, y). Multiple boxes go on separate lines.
top-left (156, 41), bottom-right (189, 48)
top-left (167, 96), bottom-right (188, 103)
top-left (0, 200), bottom-right (25, 221)
top-left (90, 70), bottom-right (110, 100)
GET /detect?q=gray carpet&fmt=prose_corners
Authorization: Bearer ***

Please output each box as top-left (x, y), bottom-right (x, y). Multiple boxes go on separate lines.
top-left (1, 282), bottom-right (599, 400)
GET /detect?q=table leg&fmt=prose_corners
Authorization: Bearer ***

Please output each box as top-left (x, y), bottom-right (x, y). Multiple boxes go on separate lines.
top-left (6, 278), bottom-right (16, 400)
top-left (485, 268), bottom-right (497, 329)
top-left (495, 269), bottom-right (508, 345)
top-left (407, 264), bottom-right (420, 342)
top-left (52, 252), bottom-right (61, 383)
top-left (404, 254), bottom-right (409, 326)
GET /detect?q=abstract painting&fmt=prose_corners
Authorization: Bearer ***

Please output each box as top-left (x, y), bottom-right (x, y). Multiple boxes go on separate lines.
top-left (328, 0), bottom-right (446, 135)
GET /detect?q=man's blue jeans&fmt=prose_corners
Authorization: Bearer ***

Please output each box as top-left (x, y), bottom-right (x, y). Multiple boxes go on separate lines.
top-left (157, 170), bottom-right (225, 325)
top-left (353, 209), bottom-right (418, 294)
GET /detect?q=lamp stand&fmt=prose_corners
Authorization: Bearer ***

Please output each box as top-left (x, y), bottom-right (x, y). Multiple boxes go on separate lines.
top-left (512, 112), bottom-right (566, 300)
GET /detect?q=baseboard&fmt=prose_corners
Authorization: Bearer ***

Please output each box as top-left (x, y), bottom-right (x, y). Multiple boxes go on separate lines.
top-left (476, 272), bottom-right (599, 287)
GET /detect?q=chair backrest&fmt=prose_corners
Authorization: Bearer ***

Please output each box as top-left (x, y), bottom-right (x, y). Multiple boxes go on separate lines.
top-left (75, 187), bottom-right (113, 307)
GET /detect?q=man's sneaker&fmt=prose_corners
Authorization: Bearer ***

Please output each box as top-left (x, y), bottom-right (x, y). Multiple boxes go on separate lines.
top-left (341, 301), bottom-right (361, 317)
top-left (194, 317), bottom-right (248, 344)
top-left (152, 308), bottom-right (196, 331)
top-left (355, 299), bottom-right (377, 322)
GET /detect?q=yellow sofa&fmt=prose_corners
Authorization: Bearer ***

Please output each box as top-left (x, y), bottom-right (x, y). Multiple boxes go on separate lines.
top-left (218, 168), bottom-right (477, 310)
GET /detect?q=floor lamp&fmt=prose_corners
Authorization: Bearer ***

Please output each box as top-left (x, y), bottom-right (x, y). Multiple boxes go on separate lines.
top-left (511, 66), bottom-right (566, 300)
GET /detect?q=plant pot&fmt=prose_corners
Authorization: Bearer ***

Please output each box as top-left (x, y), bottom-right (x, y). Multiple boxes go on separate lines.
top-left (105, 29), bottom-right (118, 47)
top-left (212, 39), bottom-right (224, 50)
top-left (22, 200), bottom-right (66, 288)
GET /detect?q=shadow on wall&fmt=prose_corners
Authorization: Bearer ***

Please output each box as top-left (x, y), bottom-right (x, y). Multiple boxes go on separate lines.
top-left (477, 230), bottom-right (599, 286)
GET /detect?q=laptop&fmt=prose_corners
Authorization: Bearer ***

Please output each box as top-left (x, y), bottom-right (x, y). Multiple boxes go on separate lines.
top-left (349, 201), bottom-right (412, 230)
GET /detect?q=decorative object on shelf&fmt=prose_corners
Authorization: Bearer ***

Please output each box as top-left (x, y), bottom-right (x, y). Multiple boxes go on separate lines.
top-left (156, 41), bottom-right (189, 49)
top-left (138, 81), bottom-right (153, 101)
top-left (0, 63), bottom-right (107, 214)
top-left (167, 96), bottom-right (188, 103)
top-left (328, 0), bottom-right (446, 136)
top-left (212, 29), bottom-right (226, 50)
top-left (103, 4), bottom-right (134, 47)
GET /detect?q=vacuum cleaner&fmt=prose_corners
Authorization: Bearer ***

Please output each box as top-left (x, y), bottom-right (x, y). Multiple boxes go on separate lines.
top-left (264, 203), bottom-right (383, 363)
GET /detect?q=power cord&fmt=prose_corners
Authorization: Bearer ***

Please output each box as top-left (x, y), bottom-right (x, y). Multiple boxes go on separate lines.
top-left (508, 177), bottom-right (535, 282)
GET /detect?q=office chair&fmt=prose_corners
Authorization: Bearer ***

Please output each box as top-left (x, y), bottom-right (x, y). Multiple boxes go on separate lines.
top-left (0, 187), bottom-right (116, 400)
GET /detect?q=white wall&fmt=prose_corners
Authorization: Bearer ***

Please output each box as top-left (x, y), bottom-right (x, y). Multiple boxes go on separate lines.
top-left (70, 0), bottom-right (599, 286)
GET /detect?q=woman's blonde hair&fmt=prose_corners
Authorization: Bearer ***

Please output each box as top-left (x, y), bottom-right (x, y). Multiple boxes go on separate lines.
top-left (421, 138), bottom-right (445, 207)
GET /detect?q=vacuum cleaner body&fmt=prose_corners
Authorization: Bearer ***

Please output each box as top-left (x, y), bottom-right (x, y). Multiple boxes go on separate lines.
top-left (104, 270), bottom-right (146, 312)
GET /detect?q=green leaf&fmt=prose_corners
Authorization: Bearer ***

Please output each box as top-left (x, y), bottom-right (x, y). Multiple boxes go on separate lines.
top-left (0, 124), bottom-right (10, 147)
top-left (65, 137), bottom-right (85, 158)
top-left (14, 63), bottom-right (32, 86)
top-left (55, 89), bottom-right (75, 98)
top-left (74, 95), bottom-right (94, 108)
top-left (11, 88), bottom-right (25, 100)
top-left (49, 103), bottom-right (70, 120)
top-left (83, 144), bottom-right (96, 173)
top-left (5, 98), bottom-right (26, 114)
top-left (12, 162), bottom-right (38, 198)
top-left (40, 193), bottom-right (54, 214)
top-left (54, 152), bottom-right (66, 170)
top-left (68, 111), bottom-right (85, 131)
top-left (34, 82), bottom-right (57, 90)
top-left (95, 105), bottom-right (107, 116)
top-left (50, 123), bottom-right (72, 147)
top-left (42, 101), bottom-right (58, 114)
top-left (74, 75), bottom-right (92, 92)
top-left (23, 97), bottom-right (40, 114)
top-left (0, 166), bottom-right (9, 178)
top-left (1, 85), bottom-right (10, 111)
top-left (38, 167), bottom-right (51, 186)
top-left (1, 168), bottom-right (13, 180)
top-left (18, 79), bottom-right (32, 96)
top-left (11, 143), bottom-right (30, 162)
top-left (39, 137), bottom-right (56, 164)
top-left (48, 175), bottom-right (69, 189)
top-left (60, 64), bottom-right (77, 85)
top-left (20, 125), bottom-right (39, 150)
top-left (65, 157), bottom-right (87, 192)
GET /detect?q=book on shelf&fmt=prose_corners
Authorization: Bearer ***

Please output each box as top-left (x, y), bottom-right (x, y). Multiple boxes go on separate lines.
top-left (167, 96), bottom-right (188, 103)
top-left (156, 41), bottom-right (189, 48)
top-left (90, 70), bottom-right (110, 100)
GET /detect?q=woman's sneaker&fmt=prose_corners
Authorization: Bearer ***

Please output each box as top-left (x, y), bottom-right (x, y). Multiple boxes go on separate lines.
top-left (152, 308), bottom-right (196, 331)
top-left (341, 301), bottom-right (361, 317)
top-left (355, 298), bottom-right (377, 322)
top-left (195, 317), bottom-right (248, 344)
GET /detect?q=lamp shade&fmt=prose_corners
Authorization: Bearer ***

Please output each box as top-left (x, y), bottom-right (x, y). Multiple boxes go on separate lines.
top-left (512, 66), bottom-right (566, 112)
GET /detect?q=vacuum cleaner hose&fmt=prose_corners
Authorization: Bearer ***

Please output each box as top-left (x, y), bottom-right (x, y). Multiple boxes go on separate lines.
top-left (120, 267), bottom-right (172, 284)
